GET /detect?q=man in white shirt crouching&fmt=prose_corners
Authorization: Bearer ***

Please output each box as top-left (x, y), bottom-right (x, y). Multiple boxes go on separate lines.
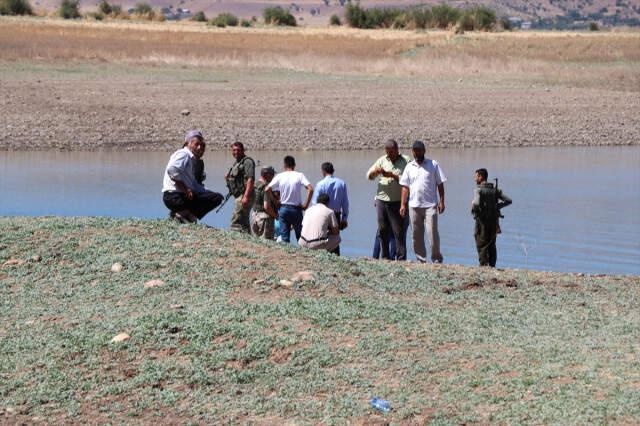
top-left (162, 130), bottom-right (223, 223)
top-left (299, 193), bottom-right (341, 252)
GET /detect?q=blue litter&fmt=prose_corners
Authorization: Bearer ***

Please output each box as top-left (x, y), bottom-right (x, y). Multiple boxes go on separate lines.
top-left (370, 397), bottom-right (391, 413)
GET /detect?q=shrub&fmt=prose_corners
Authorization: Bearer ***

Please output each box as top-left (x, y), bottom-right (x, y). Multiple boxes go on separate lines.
top-left (240, 18), bottom-right (251, 27)
top-left (344, 3), bottom-right (367, 28)
top-left (0, 0), bottom-right (33, 15)
top-left (209, 12), bottom-right (238, 27)
top-left (97, 0), bottom-right (111, 15)
top-left (263, 6), bottom-right (296, 26)
top-left (110, 4), bottom-right (122, 16)
top-left (191, 10), bottom-right (206, 22)
top-left (329, 13), bottom-right (341, 26)
top-left (470, 6), bottom-right (496, 31)
top-left (133, 1), bottom-right (152, 15)
top-left (392, 13), bottom-right (407, 29)
top-left (410, 8), bottom-right (431, 29)
top-left (87, 11), bottom-right (104, 20)
top-left (499, 16), bottom-right (512, 30)
top-left (589, 21), bottom-right (599, 31)
top-left (58, 0), bottom-right (80, 18)
top-left (430, 4), bottom-right (460, 29)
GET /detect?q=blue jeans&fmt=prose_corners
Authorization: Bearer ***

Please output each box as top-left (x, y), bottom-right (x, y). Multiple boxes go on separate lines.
top-left (278, 205), bottom-right (303, 243)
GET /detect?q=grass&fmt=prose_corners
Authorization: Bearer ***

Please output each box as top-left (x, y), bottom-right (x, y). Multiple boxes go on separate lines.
top-left (0, 18), bottom-right (638, 89)
top-left (1, 217), bottom-right (639, 423)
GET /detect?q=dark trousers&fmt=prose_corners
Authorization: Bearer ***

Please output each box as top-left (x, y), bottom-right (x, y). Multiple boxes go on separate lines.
top-left (278, 205), bottom-right (303, 243)
top-left (331, 212), bottom-right (342, 256)
top-left (163, 190), bottom-right (223, 220)
top-left (376, 200), bottom-right (407, 261)
top-left (475, 220), bottom-right (497, 267)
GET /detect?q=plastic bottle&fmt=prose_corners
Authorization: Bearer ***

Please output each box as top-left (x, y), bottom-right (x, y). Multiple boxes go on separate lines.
top-left (370, 397), bottom-right (391, 413)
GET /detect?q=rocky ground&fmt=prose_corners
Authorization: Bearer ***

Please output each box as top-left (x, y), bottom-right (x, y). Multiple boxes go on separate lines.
top-left (1, 62), bottom-right (638, 151)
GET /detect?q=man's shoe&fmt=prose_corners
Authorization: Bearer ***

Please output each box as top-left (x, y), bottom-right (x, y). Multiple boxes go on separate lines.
top-left (173, 212), bottom-right (192, 223)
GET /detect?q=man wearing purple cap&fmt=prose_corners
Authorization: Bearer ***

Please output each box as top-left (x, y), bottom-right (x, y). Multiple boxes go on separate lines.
top-left (162, 130), bottom-right (224, 223)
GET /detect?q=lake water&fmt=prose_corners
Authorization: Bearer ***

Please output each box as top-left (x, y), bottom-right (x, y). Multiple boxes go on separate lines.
top-left (1, 147), bottom-right (639, 275)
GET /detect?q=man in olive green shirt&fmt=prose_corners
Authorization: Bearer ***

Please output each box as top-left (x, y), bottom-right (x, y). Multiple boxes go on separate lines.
top-left (226, 142), bottom-right (255, 233)
top-left (367, 139), bottom-right (410, 260)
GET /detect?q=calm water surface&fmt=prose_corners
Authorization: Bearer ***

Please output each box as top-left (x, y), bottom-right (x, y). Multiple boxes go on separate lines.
top-left (1, 147), bottom-right (639, 275)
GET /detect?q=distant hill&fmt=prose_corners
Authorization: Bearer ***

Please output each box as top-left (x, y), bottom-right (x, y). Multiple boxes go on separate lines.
top-left (31, 0), bottom-right (640, 28)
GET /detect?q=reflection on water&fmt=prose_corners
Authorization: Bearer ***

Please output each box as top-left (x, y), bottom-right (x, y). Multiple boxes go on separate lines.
top-left (1, 147), bottom-right (639, 275)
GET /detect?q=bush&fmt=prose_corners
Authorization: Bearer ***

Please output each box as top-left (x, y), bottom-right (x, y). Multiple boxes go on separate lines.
top-left (97, 0), bottom-right (111, 15)
top-left (0, 0), bottom-right (33, 15)
top-left (240, 18), bottom-right (251, 27)
top-left (110, 4), bottom-right (122, 16)
top-left (209, 12), bottom-right (238, 27)
top-left (263, 6), bottom-right (296, 26)
top-left (58, 0), bottom-right (80, 18)
top-left (344, 3), bottom-right (367, 28)
top-left (191, 10), bottom-right (206, 22)
top-left (430, 4), bottom-right (460, 29)
top-left (133, 1), bottom-right (151, 14)
top-left (499, 16), bottom-right (512, 30)
top-left (470, 6), bottom-right (496, 31)
top-left (410, 8), bottom-right (432, 29)
top-left (329, 13), bottom-right (341, 26)
top-left (87, 11), bottom-right (104, 20)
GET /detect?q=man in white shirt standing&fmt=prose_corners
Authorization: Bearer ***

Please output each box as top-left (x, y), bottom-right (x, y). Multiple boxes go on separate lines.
top-left (399, 141), bottom-right (447, 263)
top-left (265, 155), bottom-right (314, 243)
top-left (162, 130), bottom-right (224, 223)
top-left (299, 193), bottom-right (341, 252)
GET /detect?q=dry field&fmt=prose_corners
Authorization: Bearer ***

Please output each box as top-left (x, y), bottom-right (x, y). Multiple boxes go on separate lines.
top-left (0, 18), bottom-right (639, 150)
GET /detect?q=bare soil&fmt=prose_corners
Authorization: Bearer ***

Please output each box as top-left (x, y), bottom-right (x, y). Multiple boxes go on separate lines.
top-left (0, 19), bottom-right (638, 151)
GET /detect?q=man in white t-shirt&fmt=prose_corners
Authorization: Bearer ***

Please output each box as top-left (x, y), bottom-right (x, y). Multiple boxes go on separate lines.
top-left (399, 141), bottom-right (447, 263)
top-left (299, 193), bottom-right (341, 252)
top-left (265, 155), bottom-right (314, 243)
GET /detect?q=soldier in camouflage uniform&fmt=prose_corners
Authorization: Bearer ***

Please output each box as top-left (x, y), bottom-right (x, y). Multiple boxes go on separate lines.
top-left (252, 166), bottom-right (278, 239)
top-left (471, 168), bottom-right (512, 267)
top-left (226, 142), bottom-right (255, 233)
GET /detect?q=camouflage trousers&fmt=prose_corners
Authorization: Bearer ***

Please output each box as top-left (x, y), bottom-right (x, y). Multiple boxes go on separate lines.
top-left (251, 212), bottom-right (275, 240)
top-left (475, 220), bottom-right (497, 267)
top-left (230, 195), bottom-right (254, 233)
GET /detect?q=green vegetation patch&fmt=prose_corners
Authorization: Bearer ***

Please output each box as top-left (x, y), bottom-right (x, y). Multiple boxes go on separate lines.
top-left (1, 217), bottom-right (639, 423)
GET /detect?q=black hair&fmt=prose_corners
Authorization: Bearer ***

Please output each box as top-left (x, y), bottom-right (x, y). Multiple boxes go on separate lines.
top-left (317, 193), bottom-right (330, 205)
top-left (231, 142), bottom-right (244, 150)
top-left (384, 139), bottom-right (398, 149)
top-left (284, 156), bottom-right (296, 169)
top-left (475, 168), bottom-right (488, 180)
top-left (321, 162), bottom-right (334, 175)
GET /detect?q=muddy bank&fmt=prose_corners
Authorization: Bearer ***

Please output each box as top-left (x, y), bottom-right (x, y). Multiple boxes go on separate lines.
top-left (2, 67), bottom-right (638, 151)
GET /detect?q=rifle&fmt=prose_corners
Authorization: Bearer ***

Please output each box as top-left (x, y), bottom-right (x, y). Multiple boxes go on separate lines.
top-left (494, 178), bottom-right (504, 219)
top-left (494, 178), bottom-right (503, 234)
top-left (215, 191), bottom-right (232, 213)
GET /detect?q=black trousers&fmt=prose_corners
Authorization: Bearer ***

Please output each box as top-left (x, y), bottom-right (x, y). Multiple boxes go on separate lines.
top-left (163, 190), bottom-right (223, 220)
top-left (475, 220), bottom-right (497, 267)
top-left (376, 200), bottom-right (406, 261)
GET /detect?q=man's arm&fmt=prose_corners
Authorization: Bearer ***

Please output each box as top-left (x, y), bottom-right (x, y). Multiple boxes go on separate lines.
top-left (341, 183), bottom-right (349, 225)
top-left (437, 183), bottom-right (445, 214)
top-left (302, 184), bottom-right (314, 210)
top-left (399, 186), bottom-right (409, 218)
top-left (497, 189), bottom-right (512, 211)
top-left (367, 158), bottom-right (384, 180)
top-left (242, 177), bottom-right (254, 209)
